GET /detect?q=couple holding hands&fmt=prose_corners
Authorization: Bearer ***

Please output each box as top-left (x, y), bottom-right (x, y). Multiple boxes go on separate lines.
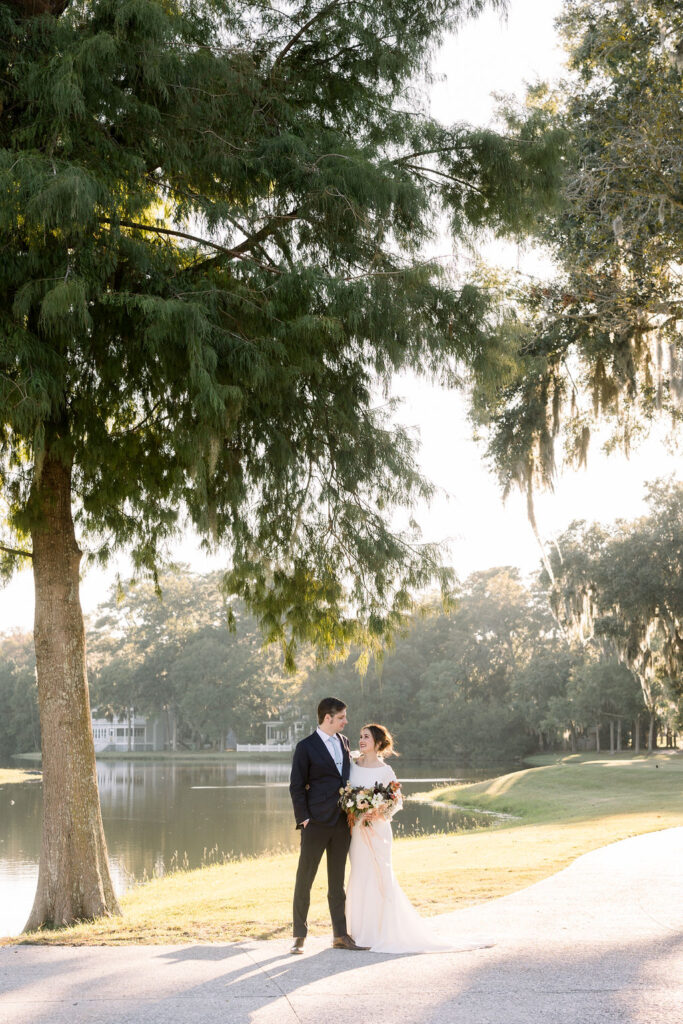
top-left (289, 696), bottom-right (461, 955)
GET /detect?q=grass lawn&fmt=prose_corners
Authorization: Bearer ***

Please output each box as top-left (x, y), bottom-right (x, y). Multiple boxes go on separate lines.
top-left (8, 750), bottom-right (682, 946)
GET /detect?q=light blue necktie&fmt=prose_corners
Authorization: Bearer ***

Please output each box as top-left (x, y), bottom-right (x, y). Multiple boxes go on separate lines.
top-left (330, 735), bottom-right (343, 773)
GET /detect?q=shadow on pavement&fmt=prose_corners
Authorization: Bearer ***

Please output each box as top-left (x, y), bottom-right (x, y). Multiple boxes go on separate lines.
top-left (1, 931), bottom-right (681, 1023)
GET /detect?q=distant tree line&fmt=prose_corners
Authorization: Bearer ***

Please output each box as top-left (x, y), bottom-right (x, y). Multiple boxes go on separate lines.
top-left (2, 482), bottom-right (680, 765)
top-left (0, 631), bottom-right (39, 761)
top-left (300, 567), bottom-right (656, 765)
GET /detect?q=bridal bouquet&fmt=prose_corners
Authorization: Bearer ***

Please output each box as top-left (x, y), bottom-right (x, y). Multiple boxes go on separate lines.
top-left (339, 780), bottom-right (402, 830)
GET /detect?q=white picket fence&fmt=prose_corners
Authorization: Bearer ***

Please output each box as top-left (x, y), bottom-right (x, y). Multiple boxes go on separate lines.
top-left (235, 743), bottom-right (293, 753)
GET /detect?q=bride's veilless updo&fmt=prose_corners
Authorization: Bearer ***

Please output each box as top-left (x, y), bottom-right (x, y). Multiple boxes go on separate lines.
top-left (363, 723), bottom-right (399, 757)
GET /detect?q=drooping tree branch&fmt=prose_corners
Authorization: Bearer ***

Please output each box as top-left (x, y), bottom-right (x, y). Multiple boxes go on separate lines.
top-left (0, 543), bottom-right (33, 559)
top-left (230, 209), bottom-right (300, 255)
top-left (391, 144), bottom-right (463, 165)
top-left (99, 218), bottom-right (283, 274)
top-left (399, 163), bottom-right (487, 195)
top-left (272, 0), bottom-right (348, 68)
top-left (179, 208), bottom-right (300, 274)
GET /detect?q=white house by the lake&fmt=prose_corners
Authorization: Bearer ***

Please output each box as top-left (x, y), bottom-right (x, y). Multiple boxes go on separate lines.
top-left (235, 718), bottom-right (307, 753)
top-left (91, 710), bottom-right (308, 753)
top-left (264, 719), bottom-right (306, 746)
top-left (91, 712), bottom-right (173, 753)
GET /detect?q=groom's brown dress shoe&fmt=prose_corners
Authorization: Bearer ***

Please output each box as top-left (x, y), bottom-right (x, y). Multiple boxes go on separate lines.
top-left (332, 934), bottom-right (370, 951)
top-left (290, 937), bottom-right (305, 954)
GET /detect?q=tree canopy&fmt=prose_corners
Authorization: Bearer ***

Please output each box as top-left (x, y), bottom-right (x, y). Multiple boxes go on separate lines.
top-left (0, 0), bottom-right (563, 657)
top-left (87, 569), bottom-right (309, 747)
top-left (545, 479), bottom-right (683, 745)
top-left (471, 0), bottom-right (683, 521)
top-left (3, 544), bottom-right (677, 767)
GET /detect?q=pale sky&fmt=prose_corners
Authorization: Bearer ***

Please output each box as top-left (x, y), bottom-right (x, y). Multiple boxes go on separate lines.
top-left (392, 0), bottom-right (679, 580)
top-left (0, 0), bottom-right (679, 632)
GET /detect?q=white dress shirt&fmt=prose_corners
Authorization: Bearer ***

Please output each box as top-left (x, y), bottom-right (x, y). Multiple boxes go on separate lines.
top-left (316, 727), bottom-right (343, 772)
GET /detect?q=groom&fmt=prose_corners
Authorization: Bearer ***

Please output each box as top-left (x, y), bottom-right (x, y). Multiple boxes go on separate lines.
top-left (289, 696), bottom-right (368, 954)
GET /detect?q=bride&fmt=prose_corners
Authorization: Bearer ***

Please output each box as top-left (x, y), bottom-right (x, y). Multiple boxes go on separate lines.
top-left (345, 722), bottom-right (488, 955)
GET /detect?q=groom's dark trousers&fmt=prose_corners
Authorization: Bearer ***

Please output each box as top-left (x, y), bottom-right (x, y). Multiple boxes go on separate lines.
top-left (290, 731), bottom-right (351, 938)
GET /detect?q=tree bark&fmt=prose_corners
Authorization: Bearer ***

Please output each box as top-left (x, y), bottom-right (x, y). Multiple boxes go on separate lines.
top-left (5, 0), bottom-right (71, 17)
top-left (647, 712), bottom-right (656, 754)
top-left (595, 724), bottom-right (600, 753)
top-left (25, 453), bottom-right (120, 930)
top-left (609, 719), bottom-right (615, 754)
top-left (634, 716), bottom-right (641, 753)
top-left (617, 718), bottom-right (622, 753)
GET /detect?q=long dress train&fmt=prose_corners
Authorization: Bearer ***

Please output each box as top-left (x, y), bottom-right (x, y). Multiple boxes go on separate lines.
top-left (345, 761), bottom-right (491, 954)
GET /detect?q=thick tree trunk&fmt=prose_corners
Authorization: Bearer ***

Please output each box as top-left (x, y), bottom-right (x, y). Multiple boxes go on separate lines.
top-left (609, 720), bottom-right (615, 754)
top-left (595, 724), bottom-right (600, 753)
top-left (647, 712), bottom-right (656, 754)
top-left (25, 454), bottom-right (120, 930)
top-left (634, 716), bottom-right (641, 753)
top-left (617, 718), bottom-right (622, 753)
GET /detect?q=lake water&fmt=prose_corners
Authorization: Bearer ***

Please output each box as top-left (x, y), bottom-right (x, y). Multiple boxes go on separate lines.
top-left (0, 758), bottom-right (498, 938)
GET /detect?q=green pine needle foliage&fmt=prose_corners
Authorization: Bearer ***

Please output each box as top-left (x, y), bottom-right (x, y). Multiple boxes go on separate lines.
top-left (0, 0), bottom-right (561, 663)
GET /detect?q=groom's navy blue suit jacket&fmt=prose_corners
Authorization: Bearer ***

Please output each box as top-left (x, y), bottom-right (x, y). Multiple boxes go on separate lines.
top-left (289, 731), bottom-right (351, 829)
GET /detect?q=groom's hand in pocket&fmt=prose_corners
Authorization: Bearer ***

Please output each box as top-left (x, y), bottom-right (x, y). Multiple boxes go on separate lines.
top-left (301, 819), bottom-right (310, 828)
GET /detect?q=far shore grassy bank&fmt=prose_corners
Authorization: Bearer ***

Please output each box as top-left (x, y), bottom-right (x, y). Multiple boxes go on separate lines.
top-left (0, 768), bottom-right (42, 785)
top-left (11, 750), bottom-right (293, 764)
top-left (7, 749), bottom-right (682, 946)
top-left (423, 750), bottom-right (683, 824)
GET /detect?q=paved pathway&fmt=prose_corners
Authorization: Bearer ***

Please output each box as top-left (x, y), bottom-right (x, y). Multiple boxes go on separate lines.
top-left (1, 828), bottom-right (681, 1024)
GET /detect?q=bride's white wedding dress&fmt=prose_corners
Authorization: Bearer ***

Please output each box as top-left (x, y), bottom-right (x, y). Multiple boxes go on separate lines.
top-left (345, 760), bottom-right (489, 955)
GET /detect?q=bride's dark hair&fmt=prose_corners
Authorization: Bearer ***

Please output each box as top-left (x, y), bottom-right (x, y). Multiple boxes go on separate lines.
top-left (363, 723), bottom-right (399, 757)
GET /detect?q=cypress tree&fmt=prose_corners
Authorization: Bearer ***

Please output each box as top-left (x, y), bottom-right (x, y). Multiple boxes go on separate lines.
top-left (0, 0), bottom-right (561, 928)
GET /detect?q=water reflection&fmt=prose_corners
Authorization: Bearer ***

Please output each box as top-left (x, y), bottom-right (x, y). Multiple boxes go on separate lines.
top-left (0, 777), bottom-right (42, 938)
top-left (0, 759), bottom-right (496, 938)
top-left (94, 759), bottom-right (297, 881)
